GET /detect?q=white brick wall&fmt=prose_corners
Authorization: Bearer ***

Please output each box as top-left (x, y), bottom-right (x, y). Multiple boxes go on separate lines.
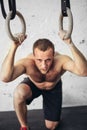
top-left (0, 0), bottom-right (87, 111)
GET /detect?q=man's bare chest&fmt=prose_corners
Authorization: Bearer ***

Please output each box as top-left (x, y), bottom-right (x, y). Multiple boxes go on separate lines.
top-left (26, 67), bottom-right (62, 82)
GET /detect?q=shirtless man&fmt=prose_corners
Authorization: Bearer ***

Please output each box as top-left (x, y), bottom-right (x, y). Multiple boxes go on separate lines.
top-left (0, 31), bottom-right (87, 130)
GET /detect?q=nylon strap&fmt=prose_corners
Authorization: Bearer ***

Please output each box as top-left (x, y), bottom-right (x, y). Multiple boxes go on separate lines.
top-left (61, 0), bottom-right (70, 16)
top-left (0, 0), bottom-right (16, 19)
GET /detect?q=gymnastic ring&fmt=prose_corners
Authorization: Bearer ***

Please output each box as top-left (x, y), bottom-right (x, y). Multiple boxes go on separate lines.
top-left (59, 7), bottom-right (73, 39)
top-left (5, 11), bottom-right (26, 42)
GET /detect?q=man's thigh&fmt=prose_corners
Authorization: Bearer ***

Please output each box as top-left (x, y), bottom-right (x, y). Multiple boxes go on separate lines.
top-left (20, 77), bottom-right (42, 104)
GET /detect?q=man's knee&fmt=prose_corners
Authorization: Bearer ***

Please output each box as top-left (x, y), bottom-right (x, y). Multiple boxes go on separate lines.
top-left (45, 120), bottom-right (59, 130)
top-left (13, 83), bottom-right (32, 103)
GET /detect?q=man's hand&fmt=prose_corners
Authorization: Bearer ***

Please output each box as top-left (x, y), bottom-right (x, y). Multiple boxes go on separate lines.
top-left (58, 30), bottom-right (72, 45)
top-left (12, 33), bottom-right (27, 47)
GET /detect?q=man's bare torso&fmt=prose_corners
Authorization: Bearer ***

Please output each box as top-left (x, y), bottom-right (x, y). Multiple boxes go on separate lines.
top-left (23, 53), bottom-right (65, 90)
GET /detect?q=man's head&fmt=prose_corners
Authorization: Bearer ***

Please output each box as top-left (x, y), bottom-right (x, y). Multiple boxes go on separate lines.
top-left (33, 39), bottom-right (55, 74)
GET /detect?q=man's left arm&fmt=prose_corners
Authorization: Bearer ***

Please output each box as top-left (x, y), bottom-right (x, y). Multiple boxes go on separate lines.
top-left (58, 31), bottom-right (87, 76)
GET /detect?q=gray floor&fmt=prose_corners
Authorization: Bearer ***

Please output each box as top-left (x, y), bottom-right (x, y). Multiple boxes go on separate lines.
top-left (0, 106), bottom-right (87, 130)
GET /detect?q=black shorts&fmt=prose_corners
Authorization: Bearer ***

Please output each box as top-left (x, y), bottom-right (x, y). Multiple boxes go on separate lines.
top-left (20, 77), bottom-right (62, 121)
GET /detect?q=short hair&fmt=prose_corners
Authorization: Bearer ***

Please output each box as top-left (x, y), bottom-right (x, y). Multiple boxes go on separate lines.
top-left (33, 38), bottom-right (55, 54)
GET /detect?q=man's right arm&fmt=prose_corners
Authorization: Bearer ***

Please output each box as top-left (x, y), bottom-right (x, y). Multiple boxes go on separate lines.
top-left (0, 34), bottom-right (26, 82)
top-left (0, 43), bottom-right (24, 82)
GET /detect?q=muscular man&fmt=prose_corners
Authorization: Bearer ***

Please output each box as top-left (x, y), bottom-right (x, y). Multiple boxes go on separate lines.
top-left (0, 31), bottom-right (87, 130)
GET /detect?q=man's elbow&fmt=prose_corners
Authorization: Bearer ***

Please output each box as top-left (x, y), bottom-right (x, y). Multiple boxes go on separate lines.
top-left (82, 72), bottom-right (87, 77)
top-left (0, 76), bottom-right (11, 83)
top-left (79, 69), bottom-right (87, 77)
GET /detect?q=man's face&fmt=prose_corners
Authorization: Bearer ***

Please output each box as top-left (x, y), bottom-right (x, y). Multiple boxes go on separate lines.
top-left (34, 48), bottom-right (54, 74)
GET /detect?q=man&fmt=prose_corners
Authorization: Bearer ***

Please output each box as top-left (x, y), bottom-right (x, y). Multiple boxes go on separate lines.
top-left (0, 31), bottom-right (87, 130)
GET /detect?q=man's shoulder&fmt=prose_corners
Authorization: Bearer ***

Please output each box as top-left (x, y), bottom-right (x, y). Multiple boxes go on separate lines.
top-left (54, 52), bottom-right (71, 64)
top-left (54, 52), bottom-right (63, 58)
top-left (55, 52), bottom-right (70, 58)
top-left (16, 53), bottom-right (34, 65)
top-left (24, 53), bottom-right (34, 61)
top-left (26, 53), bottom-right (34, 58)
